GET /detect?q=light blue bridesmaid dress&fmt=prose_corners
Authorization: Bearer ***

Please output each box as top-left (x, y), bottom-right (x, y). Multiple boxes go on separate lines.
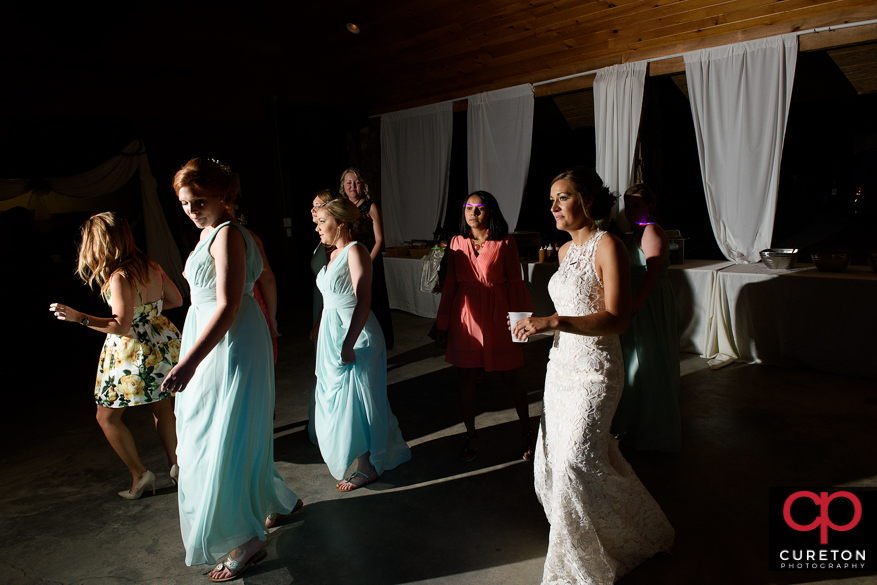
top-left (613, 235), bottom-right (681, 452)
top-left (315, 242), bottom-right (411, 479)
top-left (175, 221), bottom-right (298, 566)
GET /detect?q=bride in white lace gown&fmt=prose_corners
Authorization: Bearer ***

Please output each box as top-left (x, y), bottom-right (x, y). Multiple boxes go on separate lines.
top-left (513, 168), bottom-right (674, 584)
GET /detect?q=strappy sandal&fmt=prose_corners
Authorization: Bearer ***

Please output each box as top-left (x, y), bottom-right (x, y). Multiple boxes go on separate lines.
top-left (265, 498), bottom-right (304, 528)
top-left (460, 434), bottom-right (479, 462)
top-left (206, 548), bottom-right (267, 582)
top-left (335, 469), bottom-right (377, 492)
top-left (522, 430), bottom-right (536, 462)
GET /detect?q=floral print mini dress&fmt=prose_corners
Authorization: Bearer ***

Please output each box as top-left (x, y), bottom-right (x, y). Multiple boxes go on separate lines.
top-left (93, 278), bottom-right (181, 408)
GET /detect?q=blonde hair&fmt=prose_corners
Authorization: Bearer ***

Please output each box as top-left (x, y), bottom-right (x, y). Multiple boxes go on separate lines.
top-left (321, 197), bottom-right (361, 228)
top-left (338, 167), bottom-right (370, 200)
top-left (77, 212), bottom-right (154, 297)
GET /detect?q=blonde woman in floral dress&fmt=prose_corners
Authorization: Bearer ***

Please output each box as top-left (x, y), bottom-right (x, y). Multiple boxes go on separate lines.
top-left (50, 211), bottom-right (183, 499)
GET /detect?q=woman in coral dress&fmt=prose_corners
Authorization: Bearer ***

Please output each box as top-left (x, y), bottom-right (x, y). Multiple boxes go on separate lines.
top-left (436, 190), bottom-right (535, 462)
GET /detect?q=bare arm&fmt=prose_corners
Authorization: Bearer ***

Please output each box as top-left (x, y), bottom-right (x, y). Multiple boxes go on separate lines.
top-left (161, 226), bottom-right (246, 393)
top-left (159, 265), bottom-right (184, 310)
top-left (49, 272), bottom-right (136, 336)
top-left (251, 231), bottom-right (281, 338)
top-left (631, 224), bottom-right (667, 316)
top-left (368, 203), bottom-right (384, 262)
top-left (341, 244), bottom-right (373, 364)
top-left (513, 235), bottom-right (631, 340)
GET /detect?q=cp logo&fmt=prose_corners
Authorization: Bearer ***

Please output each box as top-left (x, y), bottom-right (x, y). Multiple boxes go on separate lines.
top-left (783, 491), bottom-right (862, 544)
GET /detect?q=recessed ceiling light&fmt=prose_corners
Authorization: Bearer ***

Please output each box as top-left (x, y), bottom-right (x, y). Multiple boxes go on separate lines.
top-left (346, 23), bottom-right (361, 34)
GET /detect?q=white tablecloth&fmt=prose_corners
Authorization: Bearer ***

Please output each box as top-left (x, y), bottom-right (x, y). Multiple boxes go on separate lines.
top-left (384, 256), bottom-right (441, 318)
top-left (669, 261), bottom-right (877, 378)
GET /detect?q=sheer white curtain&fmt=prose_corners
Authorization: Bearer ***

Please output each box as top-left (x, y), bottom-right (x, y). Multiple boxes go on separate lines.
top-left (685, 34), bottom-right (798, 263)
top-left (0, 140), bottom-right (186, 293)
top-left (381, 103), bottom-right (454, 247)
top-left (593, 61), bottom-right (648, 230)
top-left (467, 84), bottom-right (534, 230)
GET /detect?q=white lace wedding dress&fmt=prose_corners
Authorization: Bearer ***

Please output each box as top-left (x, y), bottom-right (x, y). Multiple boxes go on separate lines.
top-left (534, 231), bottom-right (675, 585)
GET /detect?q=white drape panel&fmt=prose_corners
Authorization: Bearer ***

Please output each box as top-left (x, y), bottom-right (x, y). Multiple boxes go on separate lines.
top-left (381, 103), bottom-right (453, 247)
top-left (684, 34), bottom-right (798, 264)
top-left (593, 61), bottom-right (648, 230)
top-left (0, 140), bottom-right (186, 294)
top-left (467, 84), bottom-right (534, 230)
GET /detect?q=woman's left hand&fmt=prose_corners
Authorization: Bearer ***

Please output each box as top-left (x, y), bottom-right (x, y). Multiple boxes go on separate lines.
top-left (511, 315), bottom-right (553, 342)
top-left (630, 297), bottom-right (645, 317)
top-left (268, 317), bottom-right (282, 339)
top-left (49, 303), bottom-right (84, 324)
top-left (161, 360), bottom-right (197, 394)
top-left (340, 344), bottom-right (356, 365)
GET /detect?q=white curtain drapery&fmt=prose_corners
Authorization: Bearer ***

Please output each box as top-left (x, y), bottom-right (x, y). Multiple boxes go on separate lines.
top-left (685, 34), bottom-right (798, 264)
top-left (380, 103), bottom-right (454, 247)
top-left (593, 61), bottom-right (648, 230)
top-left (0, 140), bottom-right (186, 294)
top-left (467, 84), bottom-right (535, 230)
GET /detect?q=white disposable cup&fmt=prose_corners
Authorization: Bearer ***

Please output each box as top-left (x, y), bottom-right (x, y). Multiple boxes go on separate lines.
top-left (508, 311), bottom-right (533, 343)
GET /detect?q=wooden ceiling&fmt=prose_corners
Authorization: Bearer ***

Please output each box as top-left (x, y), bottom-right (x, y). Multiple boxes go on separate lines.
top-left (4, 1), bottom-right (877, 121)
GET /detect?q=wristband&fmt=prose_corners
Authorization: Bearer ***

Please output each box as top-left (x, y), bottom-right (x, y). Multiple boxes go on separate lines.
top-left (81, 315), bottom-right (90, 327)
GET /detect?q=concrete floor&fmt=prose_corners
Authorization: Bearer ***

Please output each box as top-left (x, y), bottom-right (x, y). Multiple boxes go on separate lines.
top-left (2, 311), bottom-right (876, 585)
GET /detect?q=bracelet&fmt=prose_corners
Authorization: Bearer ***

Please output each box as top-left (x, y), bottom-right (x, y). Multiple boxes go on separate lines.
top-left (81, 315), bottom-right (90, 327)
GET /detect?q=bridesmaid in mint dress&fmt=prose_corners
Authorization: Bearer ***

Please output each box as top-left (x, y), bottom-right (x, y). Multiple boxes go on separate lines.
top-left (612, 183), bottom-right (681, 453)
top-left (163, 158), bottom-right (299, 582)
top-left (313, 197), bottom-right (411, 491)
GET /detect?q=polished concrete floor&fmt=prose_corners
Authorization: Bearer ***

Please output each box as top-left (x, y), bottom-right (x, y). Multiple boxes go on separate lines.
top-left (1, 311), bottom-right (875, 585)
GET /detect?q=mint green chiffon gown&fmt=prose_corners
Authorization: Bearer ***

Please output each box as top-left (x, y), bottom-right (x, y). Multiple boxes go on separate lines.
top-left (613, 237), bottom-right (681, 453)
top-left (176, 222), bottom-right (298, 566)
top-left (315, 242), bottom-right (411, 480)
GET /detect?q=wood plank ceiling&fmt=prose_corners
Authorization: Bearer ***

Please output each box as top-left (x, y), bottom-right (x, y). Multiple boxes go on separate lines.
top-left (4, 1), bottom-right (877, 120)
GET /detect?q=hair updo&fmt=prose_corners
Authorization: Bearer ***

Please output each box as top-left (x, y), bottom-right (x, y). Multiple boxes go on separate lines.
top-left (624, 183), bottom-right (658, 208)
top-left (315, 189), bottom-right (340, 206)
top-left (551, 167), bottom-right (617, 224)
top-left (321, 197), bottom-right (361, 228)
top-left (173, 158), bottom-right (239, 206)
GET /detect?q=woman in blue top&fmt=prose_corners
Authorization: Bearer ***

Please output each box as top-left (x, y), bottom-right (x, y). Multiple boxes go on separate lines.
top-left (163, 158), bottom-right (299, 582)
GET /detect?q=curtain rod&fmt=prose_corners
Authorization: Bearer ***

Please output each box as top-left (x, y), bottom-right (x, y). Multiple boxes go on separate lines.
top-left (372, 17), bottom-right (877, 116)
top-left (533, 18), bottom-right (877, 87)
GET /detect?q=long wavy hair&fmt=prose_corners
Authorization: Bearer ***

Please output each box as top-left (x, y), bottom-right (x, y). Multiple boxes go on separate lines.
top-left (458, 190), bottom-right (509, 241)
top-left (77, 212), bottom-right (154, 298)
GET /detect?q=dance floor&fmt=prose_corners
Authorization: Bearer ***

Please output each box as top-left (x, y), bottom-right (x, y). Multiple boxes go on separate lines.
top-left (1, 311), bottom-right (875, 584)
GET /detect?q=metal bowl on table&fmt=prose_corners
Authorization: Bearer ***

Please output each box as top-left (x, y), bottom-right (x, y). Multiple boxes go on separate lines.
top-left (759, 248), bottom-right (798, 270)
top-left (811, 251), bottom-right (852, 272)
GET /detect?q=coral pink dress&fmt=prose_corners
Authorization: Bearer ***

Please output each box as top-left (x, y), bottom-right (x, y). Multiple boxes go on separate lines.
top-left (436, 235), bottom-right (533, 371)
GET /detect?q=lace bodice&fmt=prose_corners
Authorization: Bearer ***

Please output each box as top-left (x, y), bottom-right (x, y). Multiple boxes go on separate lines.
top-left (547, 231), bottom-right (616, 357)
top-left (535, 229), bottom-right (675, 584)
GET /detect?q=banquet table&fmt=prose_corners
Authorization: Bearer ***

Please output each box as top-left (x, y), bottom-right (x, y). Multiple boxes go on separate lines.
top-left (384, 256), bottom-right (441, 318)
top-left (668, 261), bottom-right (877, 378)
top-left (385, 254), bottom-right (877, 378)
